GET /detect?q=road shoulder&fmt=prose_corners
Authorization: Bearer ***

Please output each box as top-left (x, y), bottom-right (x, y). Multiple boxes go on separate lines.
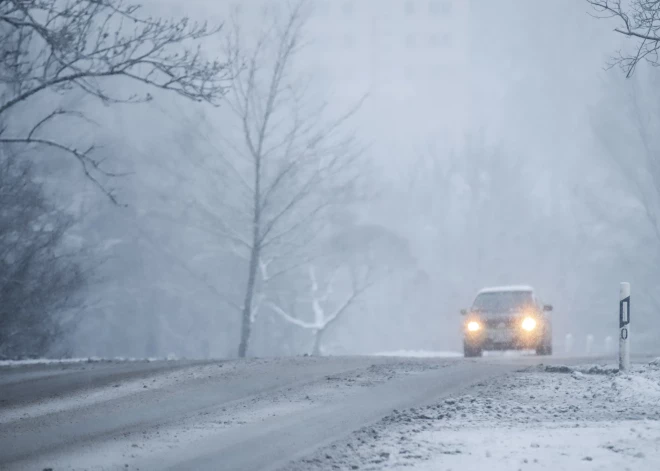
top-left (284, 358), bottom-right (660, 470)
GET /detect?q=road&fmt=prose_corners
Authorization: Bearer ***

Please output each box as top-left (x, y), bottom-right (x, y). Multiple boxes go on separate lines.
top-left (0, 353), bottom-right (634, 470)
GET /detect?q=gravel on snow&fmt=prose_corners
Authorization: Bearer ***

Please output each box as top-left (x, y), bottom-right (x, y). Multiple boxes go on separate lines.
top-left (285, 359), bottom-right (660, 471)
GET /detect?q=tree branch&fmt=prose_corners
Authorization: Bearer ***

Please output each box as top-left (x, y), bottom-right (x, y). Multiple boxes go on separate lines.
top-left (0, 0), bottom-right (234, 201)
top-left (0, 136), bottom-right (121, 204)
top-left (268, 301), bottom-right (318, 329)
top-left (588, 0), bottom-right (660, 77)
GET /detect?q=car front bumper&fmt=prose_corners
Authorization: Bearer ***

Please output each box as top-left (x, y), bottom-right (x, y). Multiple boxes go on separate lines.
top-left (464, 328), bottom-right (545, 350)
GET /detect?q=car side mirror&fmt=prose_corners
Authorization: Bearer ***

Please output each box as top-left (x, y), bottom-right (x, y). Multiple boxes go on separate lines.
top-left (460, 309), bottom-right (467, 316)
top-left (543, 304), bottom-right (553, 312)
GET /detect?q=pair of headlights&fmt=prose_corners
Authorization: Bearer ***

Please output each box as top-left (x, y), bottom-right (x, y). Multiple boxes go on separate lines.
top-left (467, 317), bottom-right (537, 332)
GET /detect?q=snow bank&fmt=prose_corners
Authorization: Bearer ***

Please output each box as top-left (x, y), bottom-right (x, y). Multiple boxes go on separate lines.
top-left (372, 348), bottom-right (547, 359)
top-left (412, 420), bottom-right (660, 471)
top-left (0, 355), bottom-right (179, 367)
top-left (483, 349), bottom-right (536, 356)
top-left (0, 357), bottom-right (97, 367)
top-left (371, 350), bottom-right (463, 358)
top-left (288, 359), bottom-right (660, 470)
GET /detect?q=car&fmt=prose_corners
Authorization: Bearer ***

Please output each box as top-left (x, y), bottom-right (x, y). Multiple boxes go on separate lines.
top-left (460, 285), bottom-right (553, 357)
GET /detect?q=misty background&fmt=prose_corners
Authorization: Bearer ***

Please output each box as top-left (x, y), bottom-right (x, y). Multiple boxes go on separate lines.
top-left (2, 0), bottom-right (658, 359)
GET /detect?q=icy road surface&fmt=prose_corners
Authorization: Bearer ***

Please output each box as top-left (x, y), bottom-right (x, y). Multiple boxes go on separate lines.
top-left (0, 354), bottom-right (653, 470)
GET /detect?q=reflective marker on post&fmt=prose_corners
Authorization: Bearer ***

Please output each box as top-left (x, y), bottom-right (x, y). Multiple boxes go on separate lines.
top-left (619, 282), bottom-right (631, 372)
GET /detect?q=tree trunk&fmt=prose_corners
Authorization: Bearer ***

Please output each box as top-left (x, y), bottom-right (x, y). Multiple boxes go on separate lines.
top-left (237, 246), bottom-right (260, 358)
top-left (312, 328), bottom-right (324, 356)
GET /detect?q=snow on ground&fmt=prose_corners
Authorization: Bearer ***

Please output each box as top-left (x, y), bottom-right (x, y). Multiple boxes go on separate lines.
top-left (287, 359), bottom-right (660, 470)
top-left (370, 350), bottom-right (544, 359)
top-left (483, 349), bottom-right (537, 356)
top-left (371, 351), bottom-right (463, 358)
top-left (0, 355), bottom-right (179, 367)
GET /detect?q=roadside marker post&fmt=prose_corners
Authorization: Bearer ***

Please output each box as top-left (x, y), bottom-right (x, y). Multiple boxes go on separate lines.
top-left (619, 282), bottom-right (631, 372)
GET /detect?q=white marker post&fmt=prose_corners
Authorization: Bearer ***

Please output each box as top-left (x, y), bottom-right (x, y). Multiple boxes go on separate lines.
top-left (619, 282), bottom-right (631, 372)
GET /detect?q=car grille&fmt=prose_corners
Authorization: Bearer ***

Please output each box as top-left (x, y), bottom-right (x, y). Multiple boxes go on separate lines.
top-left (483, 317), bottom-right (519, 328)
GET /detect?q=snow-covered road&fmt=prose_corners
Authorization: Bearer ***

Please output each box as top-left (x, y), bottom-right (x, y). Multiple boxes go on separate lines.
top-left (0, 354), bottom-right (655, 470)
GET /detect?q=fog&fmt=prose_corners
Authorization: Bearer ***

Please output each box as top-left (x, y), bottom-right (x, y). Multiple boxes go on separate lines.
top-left (4, 0), bottom-right (659, 359)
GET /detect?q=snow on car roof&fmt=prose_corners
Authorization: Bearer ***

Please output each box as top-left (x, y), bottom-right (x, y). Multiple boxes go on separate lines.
top-left (477, 285), bottom-right (534, 294)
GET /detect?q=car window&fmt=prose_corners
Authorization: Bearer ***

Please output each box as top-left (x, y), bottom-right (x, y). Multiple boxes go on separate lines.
top-left (472, 291), bottom-right (534, 311)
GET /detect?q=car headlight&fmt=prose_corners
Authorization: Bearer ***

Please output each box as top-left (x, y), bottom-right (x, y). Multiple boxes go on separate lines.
top-left (467, 321), bottom-right (481, 332)
top-left (521, 317), bottom-right (537, 331)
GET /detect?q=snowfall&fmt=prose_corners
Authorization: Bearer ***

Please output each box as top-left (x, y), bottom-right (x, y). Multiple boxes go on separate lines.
top-left (287, 357), bottom-right (660, 470)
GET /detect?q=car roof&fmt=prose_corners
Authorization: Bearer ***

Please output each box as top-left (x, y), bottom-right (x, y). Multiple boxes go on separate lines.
top-left (477, 285), bottom-right (534, 294)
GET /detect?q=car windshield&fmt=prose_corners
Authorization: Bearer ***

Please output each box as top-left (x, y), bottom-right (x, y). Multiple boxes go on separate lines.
top-left (472, 291), bottom-right (534, 312)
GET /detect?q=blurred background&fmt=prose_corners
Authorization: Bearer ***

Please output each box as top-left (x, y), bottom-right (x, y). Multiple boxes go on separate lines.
top-left (2, 0), bottom-right (657, 359)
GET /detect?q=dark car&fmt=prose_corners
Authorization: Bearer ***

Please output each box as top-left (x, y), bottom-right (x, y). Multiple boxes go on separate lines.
top-left (460, 285), bottom-right (553, 357)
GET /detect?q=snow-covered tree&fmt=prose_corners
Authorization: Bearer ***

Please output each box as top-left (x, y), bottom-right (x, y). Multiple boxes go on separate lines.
top-left (267, 222), bottom-right (414, 355)
top-left (269, 264), bottom-right (373, 356)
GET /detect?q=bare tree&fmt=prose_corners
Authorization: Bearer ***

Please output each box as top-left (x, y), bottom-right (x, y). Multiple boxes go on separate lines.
top-left (587, 0), bottom-right (660, 77)
top-left (0, 146), bottom-right (86, 358)
top-left (588, 2), bottom-right (660, 238)
top-left (586, 1), bottom-right (660, 345)
top-left (589, 75), bottom-right (660, 334)
top-left (192, 1), bottom-right (365, 357)
top-left (0, 0), bottom-right (233, 201)
top-left (589, 76), bottom-right (660, 243)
